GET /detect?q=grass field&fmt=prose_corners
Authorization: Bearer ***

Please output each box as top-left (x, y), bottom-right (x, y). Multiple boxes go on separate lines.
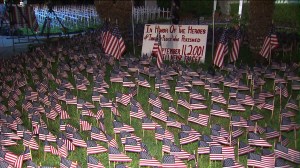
top-left (2, 40), bottom-right (300, 168)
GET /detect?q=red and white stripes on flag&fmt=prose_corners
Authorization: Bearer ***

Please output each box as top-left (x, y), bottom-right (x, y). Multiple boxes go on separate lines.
top-left (259, 26), bottom-right (279, 59)
top-left (152, 33), bottom-right (163, 69)
top-left (213, 28), bottom-right (228, 67)
top-left (230, 27), bottom-right (241, 62)
top-left (105, 24), bottom-right (126, 60)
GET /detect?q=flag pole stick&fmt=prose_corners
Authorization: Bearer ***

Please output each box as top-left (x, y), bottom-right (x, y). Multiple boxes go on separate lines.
top-left (294, 127), bottom-right (297, 149)
top-left (131, 0), bottom-right (136, 56)
top-left (212, 0), bottom-right (217, 63)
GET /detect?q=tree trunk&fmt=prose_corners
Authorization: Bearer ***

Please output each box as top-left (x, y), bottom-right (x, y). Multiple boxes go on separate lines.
top-left (248, 0), bottom-right (275, 59)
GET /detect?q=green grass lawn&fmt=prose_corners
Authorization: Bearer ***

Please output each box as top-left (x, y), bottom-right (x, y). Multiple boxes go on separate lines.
top-left (2, 42), bottom-right (300, 168)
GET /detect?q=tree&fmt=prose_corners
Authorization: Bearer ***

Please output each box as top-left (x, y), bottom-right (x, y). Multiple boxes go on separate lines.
top-left (248, 0), bottom-right (275, 59)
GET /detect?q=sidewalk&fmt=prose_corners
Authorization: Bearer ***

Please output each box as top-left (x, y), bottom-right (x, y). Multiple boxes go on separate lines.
top-left (0, 35), bottom-right (42, 59)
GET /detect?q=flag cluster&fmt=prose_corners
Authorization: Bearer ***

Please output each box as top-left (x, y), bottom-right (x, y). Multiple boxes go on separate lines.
top-left (0, 28), bottom-right (299, 168)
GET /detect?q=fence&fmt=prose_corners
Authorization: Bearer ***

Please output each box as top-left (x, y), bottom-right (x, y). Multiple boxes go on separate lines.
top-left (33, 5), bottom-right (100, 31)
top-left (133, 6), bottom-right (170, 23)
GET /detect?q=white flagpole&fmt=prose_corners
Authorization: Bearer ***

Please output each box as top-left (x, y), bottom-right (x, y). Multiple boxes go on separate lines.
top-left (212, 0), bottom-right (217, 63)
top-left (238, 0), bottom-right (243, 20)
top-left (131, 0), bottom-right (136, 56)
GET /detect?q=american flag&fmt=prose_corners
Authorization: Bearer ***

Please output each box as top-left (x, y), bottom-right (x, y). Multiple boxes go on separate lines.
top-left (76, 79), bottom-right (87, 91)
top-left (60, 157), bottom-right (79, 168)
top-left (211, 91), bottom-right (227, 105)
top-left (189, 98), bottom-right (207, 110)
top-left (166, 117), bottom-right (182, 129)
top-left (56, 138), bottom-right (68, 158)
top-left (71, 132), bottom-right (87, 147)
top-left (90, 126), bottom-right (108, 142)
top-left (100, 20), bottom-right (110, 51)
top-left (210, 129), bottom-right (229, 146)
top-left (113, 120), bottom-right (135, 134)
top-left (181, 124), bottom-right (201, 138)
top-left (211, 124), bottom-right (229, 138)
top-left (23, 132), bottom-right (39, 150)
top-left (177, 96), bottom-right (190, 110)
top-left (247, 153), bottom-right (275, 168)
top-left (136, 75), bottom-right (151, 88)
top-left (45, 107), bottom-right (58, 120)
top-left (210, 146), bottom-right (235, 160)
top-left (230, 27), bottom-right (242, 62)
top-left (0, 126), bottom-right (21, 140)
top-left (158, 87), bottom-right (173, 101)
top-left (44, 140), bottom-right (59, 155)
top-left (108, 146), bottom-right (132, 162)
top-left (80, 115), bottom-right (92, 131)
top-left (169, 144), bottom-right (195, 160)
top-left (250, 111), bottom-right (264, 121)
top-left (236, 92), bottom-right (255, 106)
top-left (38, 127), bottom-right (56, 142)
top-left (95, 106), bottom-right (104, 120)
top-left (86, 140), bottom-right (107, 155)
top-left (155, 127), bottom-right (174, 142)
top-left (247, 132), bottom-right (272, 147)
top-left (275, 158), bottom-right (292, 168)
top-left (120, 131), bottom-right (141, 144)
top-left (162, 138), bottom-right (173, 153)
top-left (280, 108), bottom-right (296, 118)
top-left (191, 76), bottom-right (205, 86)
top-left (238, 141), bottom-right (255, 156)
top-left (130, 105), bottom-right (146, 119)
top-left (168, 101), bottom-right (183, 118)
top-left (275, 83), bottom-right (288, 98)
top-left (122, 77), bottom-right (135, 88)
top-left (124, 138), bottom-right (142, 153)
top-left (0, 149), bottom-right (18, 166)
top-left (179, 132), bottom-right (199, 145)
top-left (175, 83), bottom-right (189, 93)
top-left (279, 135), bottom-right (289, 147)
top-left (210, 103), bottom-right (230, 118)
top-left (22, 147), bottom-right (31, 161)
top-left (152, 32), bottom-right (163, 69)
top-left (106, 134), bottom-right (119, 148)
top-left (189, 87), bottom-right (206, 100)
top-left (150, 106), bottom-right (168, 122)
top-left (228, 99), bottom-right (246, 112)
top-left (246, 120), bottom-right (265, 134)
top-left (139, 151), bottom-right (161, 167)
top-left (142, 117), bottom-right (157, 130)
top-left (197, 141), bottom-right (210, 154)
top-left (280, 117), bottom-right (299, 132)
top-left (230, 115), bottom-right (248, 128)
top-left (87, 155), bottom-right (105, 168)
top-left (115, 92), bottom-right (130, 106)
top-left (105, 24), bottom-right (126, 60)
top-left (187, 111), bottom-right (209, 126)
top-left (59, 132), bottom-right (76, 151)
top-left (259, 26), bottom-right (279, 59)
top-left (92, 91), bottom-right (101, 102)
top-left (285, 98), bottom-right (298, 111)
top-left (161, 154), bottom-right (186, 168)
top-left (265, 126), bottom-right (280, 139)
top-left (99, 96), bottom-right (113, 108)
top-left (14, 154), bottom-right (24, 168)
top-left (148, 93), bottom-right (162, 109)
top-left (155, 78), bottom-right (170, 90)
top-left (213, 28), bottom-right (228, 67)
top-left (222, 158), bottom-right (244, 168)
top-left (81, 105), bottom-right (95, 118)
